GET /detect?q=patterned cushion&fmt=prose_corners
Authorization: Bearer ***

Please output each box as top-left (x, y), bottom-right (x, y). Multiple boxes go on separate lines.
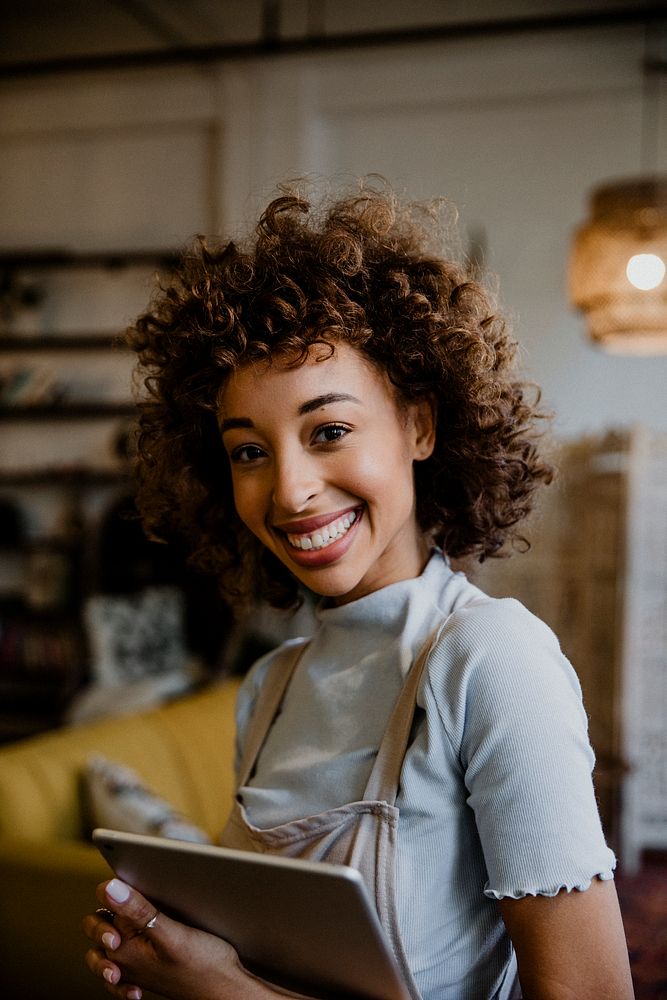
top-left (84, 753), bottom-right (211, 843)
top-left (84, 587), bottom-right (188, 686)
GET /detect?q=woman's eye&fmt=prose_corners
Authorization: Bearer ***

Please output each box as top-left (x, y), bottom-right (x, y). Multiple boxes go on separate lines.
top-left (314, 424), bottom-right (349, 444)
top-left (231, 444), bottom-right (266, 463)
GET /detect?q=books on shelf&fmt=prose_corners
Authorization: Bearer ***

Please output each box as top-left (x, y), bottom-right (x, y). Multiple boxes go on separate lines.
top-left (0, 614), bottom-right (84, 676)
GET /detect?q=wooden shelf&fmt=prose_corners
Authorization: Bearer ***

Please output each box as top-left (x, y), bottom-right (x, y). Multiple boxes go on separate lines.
top-left (0, 334), bottom-right (127, 351)
top-left (0, 468), bottom-right (127, 487)
top-left (0, 403), bottom-right (135, 420)
top-left (0, 249), bottom-right (178, 269)
top-left (0, 673), bottom-right (78, 697)
top-left (0, 675), bottom-right (83, 744)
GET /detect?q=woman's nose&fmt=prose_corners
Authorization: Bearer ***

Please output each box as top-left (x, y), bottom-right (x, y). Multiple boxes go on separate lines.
top-left (271, 454), bottom-right (320, 513)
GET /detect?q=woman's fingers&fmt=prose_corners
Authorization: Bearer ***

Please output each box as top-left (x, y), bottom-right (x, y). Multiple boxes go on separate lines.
top-left (85, 879), bottom-right (247, 1000)
top-left (82, 910), bottom-right (121, 951)
top-left (94, 878), bottom-right (172, 943)
top-left (85, 943), bottom-right (115, 979)
top-left (85, 946), bottom-right (144, 999)
top-left (84, 880), bottom-right (168, 997)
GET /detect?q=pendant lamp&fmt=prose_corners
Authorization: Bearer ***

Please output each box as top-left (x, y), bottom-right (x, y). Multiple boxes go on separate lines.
top-left (569, 21), bottom-right (667, 354)
top-left (569, 177), bottom-right (667, 353)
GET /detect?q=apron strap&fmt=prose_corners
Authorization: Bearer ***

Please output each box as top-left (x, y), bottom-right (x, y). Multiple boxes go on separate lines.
top-left (362, 626), bottom-right (443, 806)
top-left (236, 639), bottom-right (310, 791)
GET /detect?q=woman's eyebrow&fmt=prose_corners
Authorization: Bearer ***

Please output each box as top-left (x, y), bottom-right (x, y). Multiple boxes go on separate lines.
top-left (298, 393), bottom-right (362, 415)
top-left (220, 393), bottom-right (361, 432)
top-left (220, 416), bottom-right (254, 433)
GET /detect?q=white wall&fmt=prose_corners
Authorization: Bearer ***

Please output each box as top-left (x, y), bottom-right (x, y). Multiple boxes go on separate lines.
top-left (1, 23), bottom-right (666, 440)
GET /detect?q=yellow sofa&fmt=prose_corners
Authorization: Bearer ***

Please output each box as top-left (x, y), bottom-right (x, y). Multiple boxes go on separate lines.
top-left (0, 677), bottom-right (242, 1000)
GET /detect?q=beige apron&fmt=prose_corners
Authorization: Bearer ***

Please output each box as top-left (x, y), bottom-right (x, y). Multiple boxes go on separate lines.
top-left (220, 634), bottom-right (439, 1000)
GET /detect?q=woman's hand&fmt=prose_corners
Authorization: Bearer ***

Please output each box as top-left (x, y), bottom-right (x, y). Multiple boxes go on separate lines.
top-left (82, 878), bottom-right (293, 1000)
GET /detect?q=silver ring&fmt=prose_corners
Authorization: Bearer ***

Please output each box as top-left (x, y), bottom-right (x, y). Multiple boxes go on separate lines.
top-left (143, 910), bottom-right (159, 931)
top-left (95, 907), bottom-right (116, 925)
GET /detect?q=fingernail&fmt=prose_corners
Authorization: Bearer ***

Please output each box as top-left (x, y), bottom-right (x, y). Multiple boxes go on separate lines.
top-left (107, 878), bottom-right (131, 903)
top-left (102, 932), bottom-right (118, 950)
top-left (103, 967), bottom-right (118, 984)
top-left (128, 990), bottom-right (142, 1000)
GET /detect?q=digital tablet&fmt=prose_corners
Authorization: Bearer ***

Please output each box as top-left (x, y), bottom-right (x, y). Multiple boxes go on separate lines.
top-left (93, 828), bottom-right (412, 1000)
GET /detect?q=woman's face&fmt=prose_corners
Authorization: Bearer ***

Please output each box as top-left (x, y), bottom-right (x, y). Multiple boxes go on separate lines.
top-left (219, 342), bottom-right (435, 605)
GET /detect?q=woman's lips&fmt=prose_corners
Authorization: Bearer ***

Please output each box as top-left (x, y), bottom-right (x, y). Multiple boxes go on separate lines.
top-left (274, 506), bottom-right (364, 568)
top-left (274, 505), bottom-right (361, 536)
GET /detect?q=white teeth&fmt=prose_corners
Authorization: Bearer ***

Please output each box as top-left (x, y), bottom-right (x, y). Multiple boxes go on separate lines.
top-left (286, 510), bottom-right (358, 551)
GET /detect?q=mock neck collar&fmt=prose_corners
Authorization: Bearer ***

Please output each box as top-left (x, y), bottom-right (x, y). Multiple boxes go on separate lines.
top-left (315, 549), bottom-right (448, 634)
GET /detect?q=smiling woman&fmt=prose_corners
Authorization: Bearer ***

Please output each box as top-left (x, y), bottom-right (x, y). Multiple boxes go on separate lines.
top-left (128, 180), bottom-right (551, 610)
top-left (219, 343), bottom-right (435, 604)
top-left (82, 180), bottom-right (634, 1000)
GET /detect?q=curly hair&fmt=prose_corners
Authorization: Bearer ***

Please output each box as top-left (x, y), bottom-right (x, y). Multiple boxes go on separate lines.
top-left (128, 180), bottom-right (552, 608)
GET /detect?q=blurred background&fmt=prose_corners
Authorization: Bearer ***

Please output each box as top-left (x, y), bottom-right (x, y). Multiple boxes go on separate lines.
top-left (0, 1), bottom-right (666, 995)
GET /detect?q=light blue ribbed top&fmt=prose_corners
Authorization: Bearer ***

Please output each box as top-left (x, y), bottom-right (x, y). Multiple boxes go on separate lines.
top-left (235, 551), bottom-right (615, 1000)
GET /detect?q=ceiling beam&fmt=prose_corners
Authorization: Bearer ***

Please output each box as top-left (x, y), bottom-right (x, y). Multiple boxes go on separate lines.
top-left (1, 4), bottom-right (664, 80)
top-left (107, 0), bottom-right (192, 48)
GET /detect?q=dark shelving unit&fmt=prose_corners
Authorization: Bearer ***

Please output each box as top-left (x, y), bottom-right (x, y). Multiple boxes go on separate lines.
top-left (0, 333), bottom-right (126, 351)
top-left (0, 248), bottom-right (171, 741)
top-left (0, 468), bottom-right (127, 487)
top-left (0, 248), bottom-right (177, 269)
top-left (0, 403), bottom-right (135, 420)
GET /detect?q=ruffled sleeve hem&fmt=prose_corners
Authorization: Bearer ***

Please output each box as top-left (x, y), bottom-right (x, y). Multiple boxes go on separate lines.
top-left (483, 865), bottom-right (616, 901)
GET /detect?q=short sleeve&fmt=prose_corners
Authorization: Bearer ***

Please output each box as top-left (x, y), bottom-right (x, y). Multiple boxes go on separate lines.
top-left (426, 597), bottom-right (616, 899)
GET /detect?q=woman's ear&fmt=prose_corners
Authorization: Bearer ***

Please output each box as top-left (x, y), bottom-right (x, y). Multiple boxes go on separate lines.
top-left (412, 396), bottom-right (436, 461)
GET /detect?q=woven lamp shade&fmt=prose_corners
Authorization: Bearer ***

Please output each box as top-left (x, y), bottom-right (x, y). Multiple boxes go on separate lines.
top-left (569, 177), bottom-right (667, 354)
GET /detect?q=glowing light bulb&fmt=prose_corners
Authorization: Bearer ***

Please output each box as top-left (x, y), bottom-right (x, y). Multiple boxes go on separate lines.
top-left (626, 253), bottom-right (666, 291)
